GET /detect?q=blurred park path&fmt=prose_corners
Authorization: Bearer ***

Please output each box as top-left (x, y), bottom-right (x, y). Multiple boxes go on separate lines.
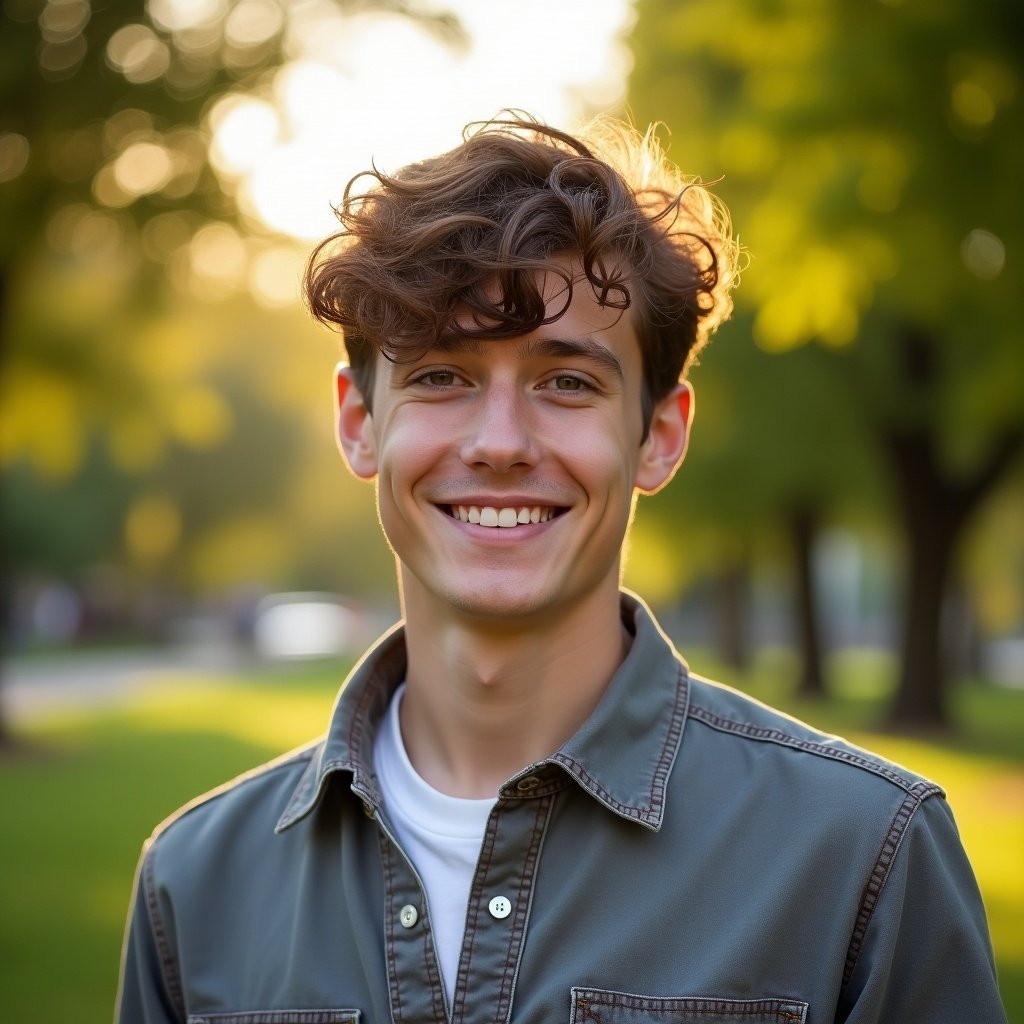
top-left (1, 641), bottom-right (248, 726)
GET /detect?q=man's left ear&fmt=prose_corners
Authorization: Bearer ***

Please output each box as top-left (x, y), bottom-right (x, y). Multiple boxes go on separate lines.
top-left (634, 382), bottom-right (693, 495)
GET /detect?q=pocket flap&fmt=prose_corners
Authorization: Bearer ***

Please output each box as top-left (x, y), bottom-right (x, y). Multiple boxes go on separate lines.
top-left (188, 1012), bottom-right (360, 1024)
top-left (571, 989), bottom-right (807, 1023)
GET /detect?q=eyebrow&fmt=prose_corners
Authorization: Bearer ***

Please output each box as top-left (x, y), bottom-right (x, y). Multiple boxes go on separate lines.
top-left (434, 334), bottom-right (624, 381)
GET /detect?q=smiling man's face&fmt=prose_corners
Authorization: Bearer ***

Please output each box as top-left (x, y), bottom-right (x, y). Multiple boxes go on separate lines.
top-left (336, 256), bottom-right (691, 627)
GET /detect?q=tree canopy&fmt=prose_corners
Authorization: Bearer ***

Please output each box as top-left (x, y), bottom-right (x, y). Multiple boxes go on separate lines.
top-left (628, 0), bottom-right (1024, 724)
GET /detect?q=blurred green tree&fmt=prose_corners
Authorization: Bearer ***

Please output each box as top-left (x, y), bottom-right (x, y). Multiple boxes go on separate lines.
top-left (0, 0), bottom-right (461, 742)
top-left (629, 0), bottom-right (1024, 726)
top-left (0, 0), bottom-right (462, 477)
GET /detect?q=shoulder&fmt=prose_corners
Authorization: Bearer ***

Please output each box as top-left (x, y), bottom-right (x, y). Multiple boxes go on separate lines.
top-left (143, 739), bottom-right (324, 865)
top-left (683, 673), bottom-right (942, 802)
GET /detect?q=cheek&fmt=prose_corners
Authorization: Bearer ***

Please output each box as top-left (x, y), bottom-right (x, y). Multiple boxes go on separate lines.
top-left (557, 427), bottom-right (638, 485)
top-left (373, 429), bottom-right (451, 534)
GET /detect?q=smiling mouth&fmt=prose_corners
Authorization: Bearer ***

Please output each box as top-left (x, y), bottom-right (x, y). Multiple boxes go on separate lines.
top-left (445, 504), bottom-right (566, 528)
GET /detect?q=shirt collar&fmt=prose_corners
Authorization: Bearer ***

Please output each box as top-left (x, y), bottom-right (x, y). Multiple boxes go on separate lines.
top-left (276, 592), bottom-right (689, 834)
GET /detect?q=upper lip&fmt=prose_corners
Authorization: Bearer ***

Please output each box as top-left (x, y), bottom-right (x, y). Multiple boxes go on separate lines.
top-left (434, 497), bottom-right (569, 508)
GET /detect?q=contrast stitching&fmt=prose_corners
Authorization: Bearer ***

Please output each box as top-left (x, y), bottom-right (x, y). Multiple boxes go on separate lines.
top-left (494, 798), bottom-right (552, 1023)
top-left (451, 804), bottom-right (499, 1021)
top-left (143, 852), bottom-right (186, 1022)
top-left (841, 789), bottom-right (924, 991)
top-left (282, 656), bottom-right (403, 827)
top-left (646, 662), bottom-right (690, 819)
top-left (419, 902), bottom-right (447, 1024)
top-left (550, 663), bottom-right (689, 825)
top-left (378, 837), bottom-right (405, 1024)
top-left (688, 703), bottom-right (943, 798)
top-left (572, 988), bottom-right (807, 1021)
top-left (189, 1013), bottom-right (358, 1023)
top-left (499, 797), bottom-right (555, 1024)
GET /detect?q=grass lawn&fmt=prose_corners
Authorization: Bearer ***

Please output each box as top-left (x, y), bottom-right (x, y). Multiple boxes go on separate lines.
top-left (1, 652), bottom-right (1020, 1022)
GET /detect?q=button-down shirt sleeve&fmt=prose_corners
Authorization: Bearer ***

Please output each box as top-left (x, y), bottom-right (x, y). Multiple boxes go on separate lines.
top-left (838, 794), bottom-right (1005, 1022)
top-left (116, 846), bottom-right (185, 1024)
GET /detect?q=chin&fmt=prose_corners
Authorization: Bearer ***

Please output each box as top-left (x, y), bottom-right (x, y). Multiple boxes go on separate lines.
top-left (440, 585), bottom-right (554, 623)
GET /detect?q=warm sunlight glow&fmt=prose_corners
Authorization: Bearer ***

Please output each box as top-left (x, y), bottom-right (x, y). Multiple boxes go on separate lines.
top-left (210, 0), bottom-right (634, 242)
top-left (209, 96), bottom-right (281, 176)
top-left (147, 0), bottom-right (225, 33)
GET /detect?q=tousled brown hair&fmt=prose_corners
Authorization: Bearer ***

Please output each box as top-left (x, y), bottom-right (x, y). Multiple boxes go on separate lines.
top-left (304, 114), bottom-right (738, 436)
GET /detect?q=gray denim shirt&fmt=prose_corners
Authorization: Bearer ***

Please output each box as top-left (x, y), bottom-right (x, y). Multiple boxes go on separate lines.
top-left (116, 594), bottom-right (1007, 1024)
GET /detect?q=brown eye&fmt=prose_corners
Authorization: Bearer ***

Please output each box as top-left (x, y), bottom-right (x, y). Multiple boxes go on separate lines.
top-left (552, 375), bottom-right (584, 391)
top-left (418, 370), bottom-right (457, 386)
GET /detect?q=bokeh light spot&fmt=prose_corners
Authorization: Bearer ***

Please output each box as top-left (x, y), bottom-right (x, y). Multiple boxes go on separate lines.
top-left (209, 96), bottom-right (280, 176)
top-left (0, 132), bottom-right (30, 182)
top-left (961, 229), bottom-right (1005, 280)
top-left (140, 211), bottom-right (194, 262)
top-left (952, 80), bottom-right (996, 126)
top-left (106, 23), bottom-right (171, 83)
top-left (248, 245), bottom-right (305, 308)
top-left (148, 0), bottom-right (225, 32)
top-left (164, 386), bottom-right (233, 448)
top-left (224, 0), bottom-right (283, 47)
top-left (114, 141), bottom-right (175, 196)
top-left (39, 34), bottom-right (87, 78)
top-left (39, 0), bottom-right (90, 43)
top-left (188, 221), bottom-right (248, 296)
top-left (125, 495), bottom-right (182, 565)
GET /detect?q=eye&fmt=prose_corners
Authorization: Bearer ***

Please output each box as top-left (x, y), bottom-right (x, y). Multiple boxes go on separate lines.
top-left (412, 369), bottom-right (460, 387)
top-left (540, 373), bottom-right (593, 394)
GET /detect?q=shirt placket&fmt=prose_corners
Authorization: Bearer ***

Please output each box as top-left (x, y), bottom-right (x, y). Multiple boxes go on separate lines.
top-left (374, 778), bottom-right (560, 1024)
top-left (449, 791), bottom-right (556, 1024)
top-left (378, 825), bottom-right (450, 1024)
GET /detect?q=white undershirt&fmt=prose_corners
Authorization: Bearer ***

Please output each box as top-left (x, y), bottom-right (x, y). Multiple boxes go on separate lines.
top-left (373, 684), bottom-right (496, 1008)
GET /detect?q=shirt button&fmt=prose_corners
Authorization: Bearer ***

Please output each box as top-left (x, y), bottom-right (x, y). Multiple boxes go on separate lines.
top-left (488, 895), bottom-right (512, 919)
top-left (399, 904), bottom-right (419, 928)
top-left (516, 775), bottom-right (540, 792)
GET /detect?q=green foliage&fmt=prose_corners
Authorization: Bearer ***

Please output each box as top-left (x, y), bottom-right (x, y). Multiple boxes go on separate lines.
top-left (629, 0), bottom-right (1024, 722)
top-left (631, 0), bottom-right (1023, 439)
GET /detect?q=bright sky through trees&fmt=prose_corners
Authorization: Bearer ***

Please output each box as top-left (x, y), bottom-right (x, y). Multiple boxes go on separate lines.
top-left (207, 0), bottom-right (635, 240)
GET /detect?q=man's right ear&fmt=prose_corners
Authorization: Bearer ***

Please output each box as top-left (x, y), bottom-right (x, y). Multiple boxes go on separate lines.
top-left (335, 365), bottom-right (377, 480)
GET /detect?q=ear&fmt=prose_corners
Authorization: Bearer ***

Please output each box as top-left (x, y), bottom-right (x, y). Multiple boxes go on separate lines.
top-left (634, 382), bottom-right (693, 495)
top-left (335, 364), bottom-right (378, 480)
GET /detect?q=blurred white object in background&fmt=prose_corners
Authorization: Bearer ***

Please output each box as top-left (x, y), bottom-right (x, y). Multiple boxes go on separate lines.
top-left (252, 592), bottom-right (361, 659)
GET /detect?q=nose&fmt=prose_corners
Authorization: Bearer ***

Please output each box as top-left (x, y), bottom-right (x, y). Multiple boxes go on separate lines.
top-left (459, 383), bottom-right (540, 471)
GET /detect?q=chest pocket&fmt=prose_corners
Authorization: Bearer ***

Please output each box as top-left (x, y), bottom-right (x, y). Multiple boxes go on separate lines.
top-left (570, 989), bottom-right (807, 1024)
top-left (188, 1012), bottom-right (360, 1023)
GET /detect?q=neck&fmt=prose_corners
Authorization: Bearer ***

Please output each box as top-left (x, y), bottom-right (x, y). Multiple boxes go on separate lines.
top-left (398, 579), bottom-right (630, 798)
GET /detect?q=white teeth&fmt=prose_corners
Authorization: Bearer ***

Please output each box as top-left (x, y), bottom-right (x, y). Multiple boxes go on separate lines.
top-left (451, 504), bottom-right (559, 528)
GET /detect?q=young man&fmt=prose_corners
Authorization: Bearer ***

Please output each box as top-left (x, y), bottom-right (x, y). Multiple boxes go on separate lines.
top-left (116, 117), bottom-right (1006, 1023)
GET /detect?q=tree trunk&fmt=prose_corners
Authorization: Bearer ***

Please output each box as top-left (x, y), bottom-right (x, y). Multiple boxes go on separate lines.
top-left (714, 541), bottom-right (752, 672)
top-left (789, 505), bottom-right (827, 697)
top-left (877, 326), bottom-right (1024, 730)
top-left (884, 420), bottom-right (1023, 729)
top-left (888, 466), bottom-right (958, 727)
